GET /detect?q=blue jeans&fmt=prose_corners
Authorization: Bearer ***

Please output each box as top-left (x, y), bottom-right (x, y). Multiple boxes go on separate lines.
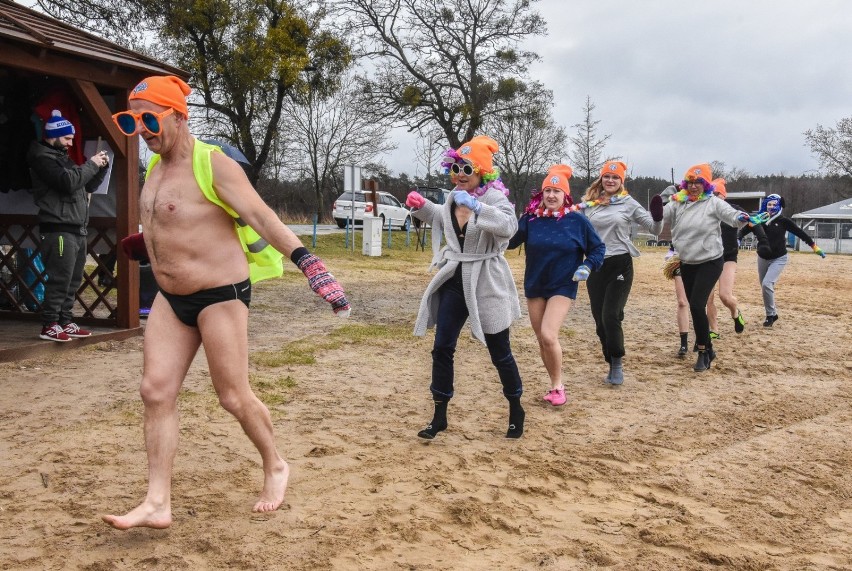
top-left (430, 282), bottom-right (522, 400)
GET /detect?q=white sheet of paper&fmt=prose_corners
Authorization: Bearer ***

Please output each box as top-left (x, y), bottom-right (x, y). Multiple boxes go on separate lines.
top-left (82, 140), bottom-right (113, 195)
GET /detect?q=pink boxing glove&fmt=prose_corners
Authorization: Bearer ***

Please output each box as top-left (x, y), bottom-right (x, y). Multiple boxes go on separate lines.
top-left (406, 191), bottom-right (426, 209)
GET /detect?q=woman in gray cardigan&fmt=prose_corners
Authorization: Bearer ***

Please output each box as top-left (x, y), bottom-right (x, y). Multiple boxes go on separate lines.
top-left (406, 136), bottom-right (524, 439)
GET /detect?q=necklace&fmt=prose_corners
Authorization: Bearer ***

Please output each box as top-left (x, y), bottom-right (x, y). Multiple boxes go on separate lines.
top-left (577, 190), bottom-right (629, 209)
top-left (671, 188), bottom-right (712, 203)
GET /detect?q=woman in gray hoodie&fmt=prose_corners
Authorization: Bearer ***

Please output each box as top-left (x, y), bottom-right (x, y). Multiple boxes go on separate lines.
top-left (662, 164), bottom-right (750, 372)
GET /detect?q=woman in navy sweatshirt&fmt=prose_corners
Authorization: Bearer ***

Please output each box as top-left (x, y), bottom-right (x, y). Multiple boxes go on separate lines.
top-left (508, 165), bottom-right (605, 406)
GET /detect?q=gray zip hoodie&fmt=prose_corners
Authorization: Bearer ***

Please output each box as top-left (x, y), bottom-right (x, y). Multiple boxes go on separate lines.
top-left (662, 196), bottom-right (745, 264)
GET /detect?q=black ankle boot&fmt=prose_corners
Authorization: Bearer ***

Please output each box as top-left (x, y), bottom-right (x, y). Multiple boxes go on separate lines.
top-left (417, 400), bottom-right (448, 440)
top-left (506, 397), bottom-right (525, 439)
top-left (694, 349), bottom-right (713, 372)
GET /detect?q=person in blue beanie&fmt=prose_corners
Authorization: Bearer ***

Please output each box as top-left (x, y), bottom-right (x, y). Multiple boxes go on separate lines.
top-left (27, 109), bottom-right (109, 342)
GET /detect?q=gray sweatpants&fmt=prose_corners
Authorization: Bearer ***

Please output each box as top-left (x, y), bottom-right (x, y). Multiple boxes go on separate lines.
top-left (757, 254), bottom-right (788, 317)
top-left (40, 231), bottom-right (87, 326)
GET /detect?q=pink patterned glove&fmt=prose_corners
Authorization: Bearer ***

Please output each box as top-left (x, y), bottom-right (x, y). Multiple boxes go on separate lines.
top-left (406, 191), bottom-right (426, 209)
top-left (295, 252), bottom-right (351, 317)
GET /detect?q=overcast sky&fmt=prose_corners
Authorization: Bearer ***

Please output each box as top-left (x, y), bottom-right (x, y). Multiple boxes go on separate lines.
top-left (384, 0), bottom-right (852, 181)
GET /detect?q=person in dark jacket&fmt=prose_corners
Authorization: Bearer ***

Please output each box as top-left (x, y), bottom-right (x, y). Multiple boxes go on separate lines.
top-left (738, 194), bottom-right (825, 327)
top-left (26, 110), bottom-right (109, 342)
top-left (705, 179), bottom-right (747, 338)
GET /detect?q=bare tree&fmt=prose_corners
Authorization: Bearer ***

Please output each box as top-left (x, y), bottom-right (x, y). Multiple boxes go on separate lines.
top-left (280, 73), bottom-right (397, 220)
top-left (804, 117), bottom-right (852, 178)
top-left (36, 0), bottom-right (351, 185)
top-left (485, 82), bottom-right (567, 211)
top-left (338, 0), bottom-right (546, 149)
top-left (569, 95), bottom-right (615, 189)
top-left (413, 126), bottom-right (447, 186)
top-left (709, 161), bottom-right (751, 182)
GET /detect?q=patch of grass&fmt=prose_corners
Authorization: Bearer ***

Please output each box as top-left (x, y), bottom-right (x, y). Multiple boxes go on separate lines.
top-left (250, 373), bottom-right (297, 407)
top-left (249, 322), bottom-right (411, 368)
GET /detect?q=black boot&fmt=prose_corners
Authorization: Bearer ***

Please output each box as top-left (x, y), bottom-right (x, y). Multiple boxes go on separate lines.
top-left (417, 400), bottom-right (448, 439)
top-left (506, 396), bottom-right (525, 439)
top-left (694, 348), bottom-right (716, 372)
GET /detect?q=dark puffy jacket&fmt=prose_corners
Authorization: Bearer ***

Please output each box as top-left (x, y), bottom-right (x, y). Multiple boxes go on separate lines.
top-left (26, 140), bottom-right (107, 235)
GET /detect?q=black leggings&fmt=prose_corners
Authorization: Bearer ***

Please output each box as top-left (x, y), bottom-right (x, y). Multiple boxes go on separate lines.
top-left (679, 257), bottom-right (724, 348)
top-left (586, 253), bottom-right (634, 362)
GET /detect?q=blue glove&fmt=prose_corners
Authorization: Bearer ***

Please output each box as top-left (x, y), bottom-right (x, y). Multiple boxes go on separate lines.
top-left (572, 264), bottom-right (590, 282)
top-left (736, 212), bottom-right (750, 223)
top-left (453, 191), bottom-right (482, 214)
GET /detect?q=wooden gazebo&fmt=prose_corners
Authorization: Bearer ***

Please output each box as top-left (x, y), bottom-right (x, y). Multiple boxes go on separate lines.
top-left (0, 0), bottom-right (187, 360)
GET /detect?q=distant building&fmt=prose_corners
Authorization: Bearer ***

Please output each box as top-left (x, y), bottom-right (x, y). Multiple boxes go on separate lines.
top-left (791, 197), bottom-right (852, 254)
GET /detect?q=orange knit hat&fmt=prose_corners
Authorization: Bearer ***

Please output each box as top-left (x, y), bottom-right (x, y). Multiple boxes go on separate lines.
top-left (129, 75), bottom-right (191, 118)
top-left (542, 164), bottom-right (573, 195)
top-left (456, 135), bottom-right (499, 175)
top-left (712, 177), bottom-right (727, 199)
top-left (600, 160), bottom-right (627, 181)
top-left (683, 163), bottom-right (712, 183)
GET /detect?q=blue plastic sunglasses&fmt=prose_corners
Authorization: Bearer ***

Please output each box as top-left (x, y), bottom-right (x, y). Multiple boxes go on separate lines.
top-left (111, 108), bottom-right (174, 136)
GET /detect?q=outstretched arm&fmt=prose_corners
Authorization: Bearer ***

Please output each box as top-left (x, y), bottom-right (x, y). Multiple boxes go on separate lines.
top-left (210, 152), bottom-right (350, 315)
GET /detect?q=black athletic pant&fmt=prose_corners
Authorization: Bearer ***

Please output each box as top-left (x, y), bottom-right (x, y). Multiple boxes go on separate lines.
top-left (586, 253), bottom-right (633, 362)
top-left (39, 231), bottom-right (86, 326)
top-left (678, 256), bottom-right (724, 349)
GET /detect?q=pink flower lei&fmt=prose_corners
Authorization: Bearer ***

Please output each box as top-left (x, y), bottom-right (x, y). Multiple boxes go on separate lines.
top-left (440, 148), bottom-right (510, 198)
top-left (524, 189), bottom-right (628, 219)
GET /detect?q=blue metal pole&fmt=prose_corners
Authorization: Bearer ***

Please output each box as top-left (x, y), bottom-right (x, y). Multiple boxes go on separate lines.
top-left (387, 223), bottom-right (392, 248)
top-left (345, 219), bottom-right (350, 249)
top-left (312, 214), bottom-right (318, 248)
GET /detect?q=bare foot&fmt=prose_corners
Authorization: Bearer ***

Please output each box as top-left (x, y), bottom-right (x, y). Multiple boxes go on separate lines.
top-left (102, 500), bottom-right (172, 530)
top-left (253, 461), bottom-right (289, 513)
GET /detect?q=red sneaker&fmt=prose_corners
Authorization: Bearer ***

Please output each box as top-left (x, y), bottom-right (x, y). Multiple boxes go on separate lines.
top-left (62, 322), bottom-right (92, 338)
top-left (40, 323), bottom-right (72, 342)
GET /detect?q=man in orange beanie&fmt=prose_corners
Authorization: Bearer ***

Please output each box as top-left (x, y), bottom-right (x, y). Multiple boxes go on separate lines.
top-left (103, 75), bottom-right (350, 530)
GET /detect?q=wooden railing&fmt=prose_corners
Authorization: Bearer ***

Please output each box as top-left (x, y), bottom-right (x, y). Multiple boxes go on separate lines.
top-left (0, 215), bottom-right (119, 325)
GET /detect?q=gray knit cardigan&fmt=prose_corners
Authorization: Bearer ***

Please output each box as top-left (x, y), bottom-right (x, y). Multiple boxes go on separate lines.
top-left (411, 188), bottom-right (521, 344)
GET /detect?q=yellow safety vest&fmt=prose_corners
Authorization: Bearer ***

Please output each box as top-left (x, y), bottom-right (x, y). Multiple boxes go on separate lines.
top-left (146, 139), bottom-right (284, 283)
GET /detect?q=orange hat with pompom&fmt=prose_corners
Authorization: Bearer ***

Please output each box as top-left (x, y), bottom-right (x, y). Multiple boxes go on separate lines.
top-left (456, 135), bottom-right (499, 175)
top-left (600, 160), bottom-right (627, 181)
top-left (129, 75), bottom-right (192, 118)
top-left (542, 164), bottom-right (573, 195)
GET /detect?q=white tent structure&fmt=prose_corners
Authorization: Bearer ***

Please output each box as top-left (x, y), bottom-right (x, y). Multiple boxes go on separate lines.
top-left (791, 196), bottom-right (852, 254)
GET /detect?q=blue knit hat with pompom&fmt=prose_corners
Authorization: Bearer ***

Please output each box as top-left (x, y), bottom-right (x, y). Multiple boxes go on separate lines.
top-left (44, 109), bottom-right (75, 138)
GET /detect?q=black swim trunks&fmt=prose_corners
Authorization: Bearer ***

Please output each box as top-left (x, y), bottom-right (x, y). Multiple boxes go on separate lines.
top-left (160, 278), bottom-right (251, 327)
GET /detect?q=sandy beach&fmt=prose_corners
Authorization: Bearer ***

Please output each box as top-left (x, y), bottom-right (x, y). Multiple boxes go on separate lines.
top-left (1, 244), bottom-right (850, 570)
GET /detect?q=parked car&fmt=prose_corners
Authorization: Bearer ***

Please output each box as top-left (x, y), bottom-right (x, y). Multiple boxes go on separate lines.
top-left (410, 187), bottom-right (452, 228)
top-left (332, 191), bottom-right (412, 230)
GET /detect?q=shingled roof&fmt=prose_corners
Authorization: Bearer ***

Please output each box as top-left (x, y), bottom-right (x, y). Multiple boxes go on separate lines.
top-left (0, 0), bottom-right (185, 81)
